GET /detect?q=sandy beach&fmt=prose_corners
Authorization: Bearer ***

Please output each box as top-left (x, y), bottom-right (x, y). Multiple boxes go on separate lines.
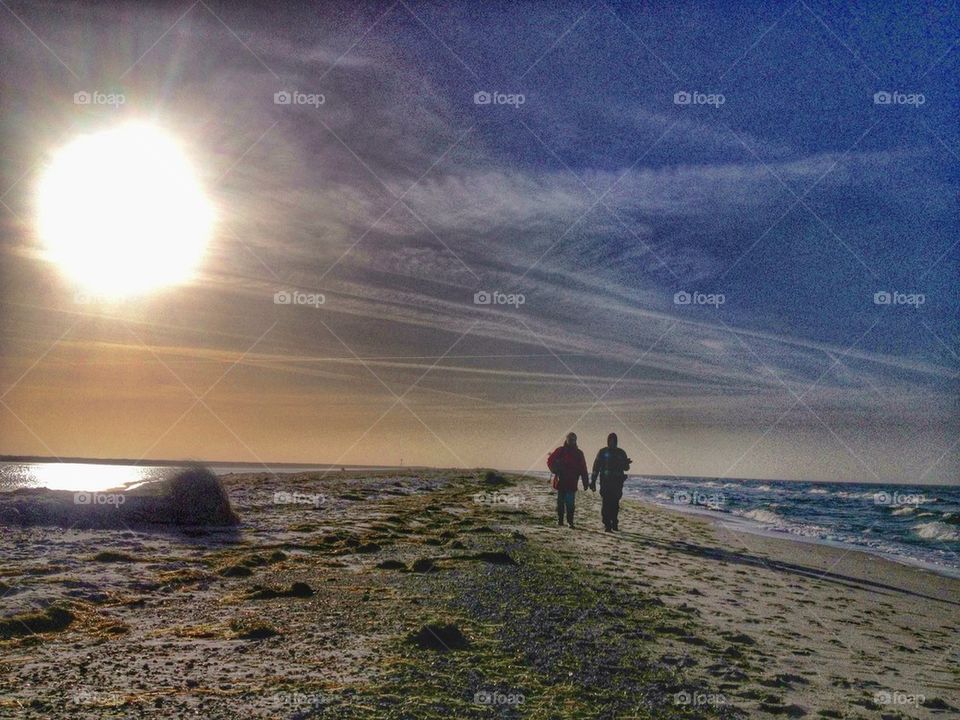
top-left (1, 470), bottom-right (957, 719)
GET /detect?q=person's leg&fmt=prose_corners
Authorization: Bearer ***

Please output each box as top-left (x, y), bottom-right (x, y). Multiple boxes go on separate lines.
top-left (612, 483), bottom-right (623, 530)
top-left (556, 491), bottom-right (564, 525)
top-left (565, 492), bottom-right (576, 527)
top-left (601, 493), bottom-right (613, 531)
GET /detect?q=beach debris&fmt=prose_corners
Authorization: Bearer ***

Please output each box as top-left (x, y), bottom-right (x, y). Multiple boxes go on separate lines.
top-left (0, 605), bottom-right (74, 639)
top-left (219, 564), bottom-right (253, 578)
top-left (409, 558), bottom-right (438, 573)
top-left (483, 470), bottom-right (507, 485)
top-left (91, 550), bottom-right (138, 562)
top-left (246, 582), bottom-right (314, 599)
top-left (230, 618), bottom-right (281, 640)
top-left (469, 551), bottom-right (517, 566)
top-left (408, 623), bottom-right (469, 651)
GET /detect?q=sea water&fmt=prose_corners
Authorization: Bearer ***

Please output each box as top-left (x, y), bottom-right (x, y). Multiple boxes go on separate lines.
top-left (624, 475), bottom-right (960, 576)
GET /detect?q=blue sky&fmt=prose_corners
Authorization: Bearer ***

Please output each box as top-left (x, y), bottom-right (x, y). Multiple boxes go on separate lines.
top-left (1, 0), bottom-right (958, 482)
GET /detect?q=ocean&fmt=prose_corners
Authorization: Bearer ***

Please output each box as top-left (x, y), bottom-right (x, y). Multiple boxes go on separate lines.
top-left (624, 475), bottom-right (960, 577)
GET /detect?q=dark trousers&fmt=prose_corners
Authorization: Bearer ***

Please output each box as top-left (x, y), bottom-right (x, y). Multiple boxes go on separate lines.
top-left (556, 491), bottom-right (575, 525)
top-left (601, 493), bottom-right (620, 529)
top-left (600, 476), bottom-right (624, 529)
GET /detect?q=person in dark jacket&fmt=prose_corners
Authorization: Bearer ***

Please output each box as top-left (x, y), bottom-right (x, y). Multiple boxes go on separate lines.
top-left (590, 433), bottom-right (631, 532)
top-left (547, 432), bottom-right (589, 528)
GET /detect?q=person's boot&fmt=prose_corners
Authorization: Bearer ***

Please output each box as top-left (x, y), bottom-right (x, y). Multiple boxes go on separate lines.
top-left (567, 509), bottom-right (574, 528)
top-left (604, 525), bottom-right (612, 533)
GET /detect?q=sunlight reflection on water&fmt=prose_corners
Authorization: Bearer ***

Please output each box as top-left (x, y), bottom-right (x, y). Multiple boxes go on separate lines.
top-left (0, 463), bottom-right (167, 492)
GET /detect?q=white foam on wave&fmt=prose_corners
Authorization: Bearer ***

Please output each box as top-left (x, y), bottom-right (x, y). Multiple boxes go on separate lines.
top-left (891, 506), bottom-right (916, 516)
top-left (913, 521), bottom-right (960, 542)
top-left (738, 508), bottom-right (782, 525)
top-left (807, 488), bottom-right (829, 495)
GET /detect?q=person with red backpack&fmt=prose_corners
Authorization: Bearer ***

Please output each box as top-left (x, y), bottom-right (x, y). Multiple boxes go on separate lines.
top-left (547, 432), bottom-right (590, 528)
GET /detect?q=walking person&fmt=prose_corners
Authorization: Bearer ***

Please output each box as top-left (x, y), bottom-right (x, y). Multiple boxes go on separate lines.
top-left (590, 433), bottom-right (632, 532)
top-left (547, 432), bottom-right (589, 528)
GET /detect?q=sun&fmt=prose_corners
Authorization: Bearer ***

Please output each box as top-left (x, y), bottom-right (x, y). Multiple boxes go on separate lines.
top-left (37, 123), bottom-right (215, 298)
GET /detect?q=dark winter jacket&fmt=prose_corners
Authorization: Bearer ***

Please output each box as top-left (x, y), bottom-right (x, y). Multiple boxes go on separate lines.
top-left (591, 446), bottom-right (631, 496)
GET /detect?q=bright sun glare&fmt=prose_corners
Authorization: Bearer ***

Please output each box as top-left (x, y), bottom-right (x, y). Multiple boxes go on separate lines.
top-left (37, 123), bottom-right (214, 297)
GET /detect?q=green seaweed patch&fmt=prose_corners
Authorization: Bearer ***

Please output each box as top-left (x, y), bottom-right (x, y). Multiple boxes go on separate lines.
top-left (229, 617), bottom-right (281, 640)
top-left (407, 622), bottom-right (470, 651)
top-left (218, 564), bottom-right (253, 578)
top-left (91, 551), bottom-right (138, 562)
top-left (0, 604), bottom-right (74, 639)
top-left (409, 558), bottom-right (439, 573)
top-left (246, 582), bottom-right (314, 600)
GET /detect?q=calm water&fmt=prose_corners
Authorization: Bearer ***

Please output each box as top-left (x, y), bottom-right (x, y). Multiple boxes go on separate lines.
top-left (624, 476), bottom-right (960, 576)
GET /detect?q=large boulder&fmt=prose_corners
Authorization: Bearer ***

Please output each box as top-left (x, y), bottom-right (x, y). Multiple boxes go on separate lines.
top-left (0, 465), bottom-right (240, 529)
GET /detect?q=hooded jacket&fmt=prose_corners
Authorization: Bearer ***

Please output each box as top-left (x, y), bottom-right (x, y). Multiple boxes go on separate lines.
top-left (591, 445), bottom-right (631, 496)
